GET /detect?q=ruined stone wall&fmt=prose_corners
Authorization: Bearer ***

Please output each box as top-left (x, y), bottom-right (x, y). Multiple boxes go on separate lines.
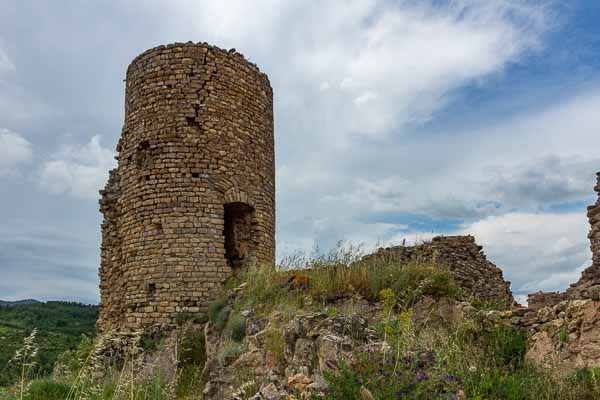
top-left (518, 172), bottom-right (600, 370)
top-left (363, 236), bottom-right (514, 305)
top-left (519, 299), bottom-right (600, 372)
top-left (526, 291), bottom-right (566, 311)
top-left (98, 42), bottom-right (275, 331)
top-left (566, 172), bottom-right (600, 300)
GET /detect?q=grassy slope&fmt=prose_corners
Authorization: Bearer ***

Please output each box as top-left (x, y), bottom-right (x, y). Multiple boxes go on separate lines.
top-left (0, 302), bottom-right (98, 387)
top-left (1, 249), bottom-right (600, 399)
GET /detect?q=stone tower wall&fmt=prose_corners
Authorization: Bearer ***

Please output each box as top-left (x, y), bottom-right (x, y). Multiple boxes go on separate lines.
top-left (98, 42), bottom-right (275, 331)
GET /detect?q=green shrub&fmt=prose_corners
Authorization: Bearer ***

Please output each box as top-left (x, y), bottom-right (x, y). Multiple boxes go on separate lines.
top-left (567, 368), bottom-right (600, 399)
top-left (24, 380), bottom-right (70, 400)
top-left (176, 328), bottom-right (207, 398)
top-left (482, 326), bottom-right (527, 370)
top-left (323, 363), bottom-right (362, 399)
top-left (304, 256), bottom-right (461, 307)
top-left (326, 306), bottom-right (338, 317)
top-left (324, 352), bottom-right (463, 400)
top-left (470, 297), bottom-right (511, 311)
top-left (177, 366), bottom-right (203, 399)
top-left (422, 269), bottom-right (461, 299)
top-left (559, 328), bottom-right (569, 343)
top-left (208, 297), bottom-right (231, 331)
top-left (208, 297), bottom-right (229, 327)
top-left (464, 368), bottom-right (527, 400)
top-left (226, 314), bottom-right (246, 343)
top-left (178, 330), bottom-right (206, 368)
top-left (217, 342), bottom-right (247, 366)
top-left (264, 329), bottom-right (285, 367)
top-left (52, 335), bottom-right (95, 381)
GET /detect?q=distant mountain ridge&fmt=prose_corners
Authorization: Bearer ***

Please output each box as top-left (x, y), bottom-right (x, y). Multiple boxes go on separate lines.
top-left (0, 299), bottom-right (41, 306)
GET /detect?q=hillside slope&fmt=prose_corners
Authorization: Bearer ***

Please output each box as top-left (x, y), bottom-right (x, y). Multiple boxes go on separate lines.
top-left (0, 301), bottom-right (98, 387)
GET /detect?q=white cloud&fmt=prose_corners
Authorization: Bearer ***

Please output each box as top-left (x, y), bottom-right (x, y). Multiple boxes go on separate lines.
top-left (485, 155), bottom-right (600, 210)
top-left (0, 128), bottom-right (33, 176)
top-left (459, 212), bottom-right (591, 295)
top-left (169, 0), bottom-right (595, 299)
top-left (310, 0), bottom-right (547, 136)
top-left (324, 153), bottom-right (600, 223)
top-left (0, 45), bottom-right (15, 79)
top-left (38, 135), bottom-right (116, 198)
top-left (0, 0), bottom-right (585, 302)
top-left (161, 0), bottom-right (550, 143)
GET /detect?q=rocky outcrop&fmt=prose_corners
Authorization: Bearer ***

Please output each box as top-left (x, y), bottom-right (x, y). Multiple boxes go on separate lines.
top-left (202, 312), bottom-right (380, 400)
top-left (515, 173), bottom-right (600, 372)
top-left (363, 235), bottom-right (514, 306)
top-left (565, 173), bottom-right (600, 301)
top-left (520, 300), bottom-right (600, 372)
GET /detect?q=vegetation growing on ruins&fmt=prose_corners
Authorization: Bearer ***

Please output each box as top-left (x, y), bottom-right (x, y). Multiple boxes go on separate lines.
top-left (1, 252), bottom-right (600, 399)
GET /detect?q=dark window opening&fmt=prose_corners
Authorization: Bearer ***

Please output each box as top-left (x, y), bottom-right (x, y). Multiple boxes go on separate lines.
top-left (186, 116), bottom-right (200, 128)
top-left (147, 283), bottom-right (156, 302)
top-left (224, 202), bottom-right (254, 270)
top-left (192, 172), bottom-right (199, 178)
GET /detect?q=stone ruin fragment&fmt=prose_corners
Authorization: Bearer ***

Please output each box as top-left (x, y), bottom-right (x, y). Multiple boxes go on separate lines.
top-left (362, 235), bottom-right (515, 305)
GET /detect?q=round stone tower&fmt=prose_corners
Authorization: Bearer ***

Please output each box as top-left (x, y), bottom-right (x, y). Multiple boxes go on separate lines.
top-left (97, 42), bottom-right (275, 331)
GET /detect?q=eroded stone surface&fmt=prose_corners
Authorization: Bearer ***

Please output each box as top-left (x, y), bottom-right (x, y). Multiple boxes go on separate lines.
top-left (522, 300), bottom-right (600, 372)
top-left (202, 310), bottom-right (379, 400)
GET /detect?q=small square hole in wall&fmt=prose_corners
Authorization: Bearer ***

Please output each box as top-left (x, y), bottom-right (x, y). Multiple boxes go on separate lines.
top-left (151, 222), bottom-right (163, 233)
top-left (139, 140), bottom-right (150, 150)
top-left (192, 173), bottom-right (199, 178)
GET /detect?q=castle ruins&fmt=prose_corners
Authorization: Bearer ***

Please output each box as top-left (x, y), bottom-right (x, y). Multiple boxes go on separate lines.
top-left (527, 171), bottom-right (600, 310)
top-left (97, 42), bottom-right (600, 357)
top-left (363, 235), bottom-right (515, 305)
top-left (97, 42), bottom-right (275, 331)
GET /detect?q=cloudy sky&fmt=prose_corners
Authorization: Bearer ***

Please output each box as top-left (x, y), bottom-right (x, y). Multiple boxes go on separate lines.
top-left (1, 0), bottom-right (600, 304)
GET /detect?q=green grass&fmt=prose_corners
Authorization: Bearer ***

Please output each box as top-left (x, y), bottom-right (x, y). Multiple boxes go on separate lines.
top-left (221, 246), bottom-right (462, 321)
